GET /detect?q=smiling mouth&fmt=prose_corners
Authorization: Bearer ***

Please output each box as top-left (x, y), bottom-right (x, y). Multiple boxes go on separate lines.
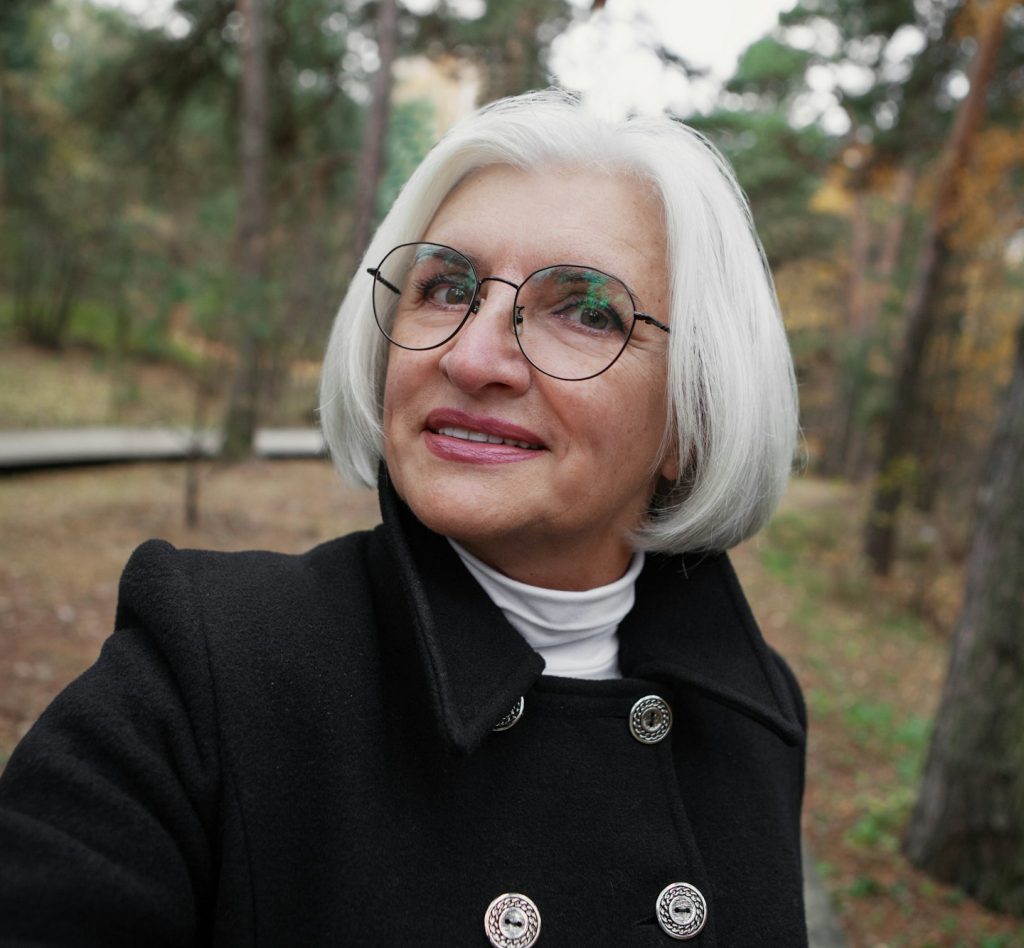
top-left (433, 426), bottom-right (543, 450)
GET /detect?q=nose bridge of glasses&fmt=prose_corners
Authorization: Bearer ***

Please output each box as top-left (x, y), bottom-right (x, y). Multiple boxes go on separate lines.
top-left (468, 274), bottom-right (521, 316)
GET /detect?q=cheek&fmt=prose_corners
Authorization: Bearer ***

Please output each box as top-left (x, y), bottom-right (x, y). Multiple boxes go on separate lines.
top-left (380, 365), bottom-right (413, 494)
top-left (381, 379), bottom-right (396, 449)
top-left (382, 351), bottom-right (416, 427)
top-left (381, 360), bottom-right (412, 467)
top-left (607, 369), bottom-right (671, 481)
top-left (381, 349), bottom-right (439, 479)
top-left (571, 377), bottom-right (666, 470)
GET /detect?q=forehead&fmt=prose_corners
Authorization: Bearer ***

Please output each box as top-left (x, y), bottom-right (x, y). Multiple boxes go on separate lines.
top-left (422, 165), bottom-right (668, 297)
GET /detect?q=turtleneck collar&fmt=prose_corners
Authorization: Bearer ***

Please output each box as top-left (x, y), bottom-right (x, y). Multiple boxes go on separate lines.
top-left (447, 540), bottom-right (644, 680)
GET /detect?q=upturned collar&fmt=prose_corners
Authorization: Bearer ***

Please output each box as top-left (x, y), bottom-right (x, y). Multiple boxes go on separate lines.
top-left (370, 469), bottom-right (803, 756)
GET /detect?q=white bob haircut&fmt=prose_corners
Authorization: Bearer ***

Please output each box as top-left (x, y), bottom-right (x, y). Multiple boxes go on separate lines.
top-left (319, 89), bottom-right (798, 554)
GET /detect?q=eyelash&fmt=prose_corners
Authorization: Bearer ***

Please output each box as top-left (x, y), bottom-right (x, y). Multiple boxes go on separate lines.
top-left (553, 296), bottom-right (626, 332)
top-left (414, 273), bottom-right (467, 295)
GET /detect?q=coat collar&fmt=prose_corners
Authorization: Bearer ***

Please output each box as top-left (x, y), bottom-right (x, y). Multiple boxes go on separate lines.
top-left (370, 469), bottom-right (803, 756)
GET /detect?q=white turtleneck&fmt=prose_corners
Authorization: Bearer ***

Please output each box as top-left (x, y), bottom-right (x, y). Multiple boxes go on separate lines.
top-left (447, 540), bottom-right (644, 680)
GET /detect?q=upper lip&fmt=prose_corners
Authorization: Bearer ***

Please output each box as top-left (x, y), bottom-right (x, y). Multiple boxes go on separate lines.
top-left (425, 408), bottom-right (546, 448)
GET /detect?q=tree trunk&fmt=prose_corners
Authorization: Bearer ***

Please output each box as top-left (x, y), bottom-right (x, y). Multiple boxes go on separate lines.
top-left (863, 0), bottom-right (1012, 575)
top-left (14, 226), bottom-right (79, 349)
top-left (843, 165), bottom-right (917, 482)
top-left (848, 184), bottom-right (872, 335)
top-left (871, 166), bottom-right (917, 319)
top-left (818, 186), bottom-right (871, 478)
top-left (0, 53), bottom-right (6, 222)
top-left (903, 317), bottom-right (1024, 913)
top-left (913, 273), bottom-right (967, 514)
top-left (223, 0), bottom-right (270, 460)
top-left (351, 0), bottom-right (399, 262)
top-left (826, 165), bottom-right (919, 482)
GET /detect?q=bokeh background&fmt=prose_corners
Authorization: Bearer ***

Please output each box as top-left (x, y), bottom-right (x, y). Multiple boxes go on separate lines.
top-left (2, 1), bottom-right (1023, 945)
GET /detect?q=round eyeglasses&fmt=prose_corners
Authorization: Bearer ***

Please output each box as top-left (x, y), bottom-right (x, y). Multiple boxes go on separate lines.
top-left (367, 242), bottom-right (670, 381)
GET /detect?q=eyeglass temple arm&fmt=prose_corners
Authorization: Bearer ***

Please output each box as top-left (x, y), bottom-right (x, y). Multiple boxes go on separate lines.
top-left (636, 313), bottom-right (670, 334)
top-left (367, 268), bottom-right (401, 296)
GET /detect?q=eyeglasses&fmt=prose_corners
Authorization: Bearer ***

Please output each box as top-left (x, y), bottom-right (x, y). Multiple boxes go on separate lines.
top-left (367, 242), bottom-right (670, 381)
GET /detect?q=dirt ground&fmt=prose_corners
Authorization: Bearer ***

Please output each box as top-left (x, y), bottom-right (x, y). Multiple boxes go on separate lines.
top-left (1, 461), bottom-right (1021, 947)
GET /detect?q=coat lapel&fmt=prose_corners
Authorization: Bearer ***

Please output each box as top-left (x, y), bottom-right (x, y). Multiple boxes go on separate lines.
top-left (374, 470), bottom-right (545, 756)
top-left (373, 469), bottom-right (803, 755)
top-left (618, 551), bottom-right (804, 745)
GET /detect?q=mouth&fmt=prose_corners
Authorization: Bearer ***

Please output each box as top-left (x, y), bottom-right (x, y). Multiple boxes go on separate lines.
top-left (433, 425), bottom-right (542, 451)
top-left (423, 409), bottom-right (546, 462)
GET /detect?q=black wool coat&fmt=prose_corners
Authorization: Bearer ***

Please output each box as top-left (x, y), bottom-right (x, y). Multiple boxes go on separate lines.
top-left (0, 477), bottom-right (808, 947)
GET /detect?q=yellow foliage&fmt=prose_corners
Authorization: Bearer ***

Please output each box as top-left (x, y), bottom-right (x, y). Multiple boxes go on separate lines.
top-left (868, 348), bottom-right (891, 377)
top-left (812, 173), bottom-right (854, 215)
top-left (953, 0), bottom-right (1019, 42)
top-left (774, 258), bottom-right (846, 333)
top-left (948, 126), bottom-right (1024, 252)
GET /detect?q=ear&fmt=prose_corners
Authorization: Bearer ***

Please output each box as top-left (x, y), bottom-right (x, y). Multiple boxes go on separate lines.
top-left (658, 446), bottom-right (680, 484)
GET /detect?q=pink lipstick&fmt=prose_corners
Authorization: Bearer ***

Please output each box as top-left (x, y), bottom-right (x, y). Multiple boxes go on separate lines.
top-left (424, 409), bottom-right (546, 464)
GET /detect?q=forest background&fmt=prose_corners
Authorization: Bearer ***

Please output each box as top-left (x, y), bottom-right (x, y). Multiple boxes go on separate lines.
top-left (1, 0), bottom-right (1024, 945)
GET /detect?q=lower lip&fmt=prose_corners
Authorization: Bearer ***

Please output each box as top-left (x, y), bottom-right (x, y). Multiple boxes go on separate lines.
top-left (424, 431), bottom-right (545, 465)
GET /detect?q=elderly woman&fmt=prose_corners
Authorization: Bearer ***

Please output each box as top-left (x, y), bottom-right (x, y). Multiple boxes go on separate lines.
top-left (0, 92), bottom-right (804, 946)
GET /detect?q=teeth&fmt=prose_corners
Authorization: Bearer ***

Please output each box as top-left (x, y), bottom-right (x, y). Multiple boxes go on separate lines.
top-left (436, 426), bottom-right (540, 450)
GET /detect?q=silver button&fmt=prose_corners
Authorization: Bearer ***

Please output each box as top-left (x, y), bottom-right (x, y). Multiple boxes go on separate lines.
top-left (656, 882), bottom-right (707, 940)
top-left (485, 892), bottom-right (541, 948)
top-left (493, 696), bottom-right (525, 732)
top-left (629, 695), bottom-right (672, 744)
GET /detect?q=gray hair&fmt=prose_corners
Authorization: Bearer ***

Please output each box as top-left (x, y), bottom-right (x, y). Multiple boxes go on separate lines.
top-left (319, 90), bottom-right (798, 554)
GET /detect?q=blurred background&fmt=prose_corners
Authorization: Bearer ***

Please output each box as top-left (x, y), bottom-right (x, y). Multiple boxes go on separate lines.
top-left (1, 0), bottom-right (1022, 507)
top-left (2, 1), bottom-right (1024, 945)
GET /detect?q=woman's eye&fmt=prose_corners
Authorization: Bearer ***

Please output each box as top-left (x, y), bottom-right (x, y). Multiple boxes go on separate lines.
top-left (443, 286), bottom-right (469, 306)
top-left (578, 306), bottom-right (612, 330)
top-left (558, 300), bottom-right (623, 333)
top-left (423, 282), bottom-right (469, 307)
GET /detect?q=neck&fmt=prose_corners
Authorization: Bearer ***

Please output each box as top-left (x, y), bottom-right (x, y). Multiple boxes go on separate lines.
top-left (452, 534), bottom-right (636, 591)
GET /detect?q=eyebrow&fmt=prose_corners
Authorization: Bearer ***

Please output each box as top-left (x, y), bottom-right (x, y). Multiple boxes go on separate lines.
top-left (429, 244), bottom-right (648, 312)
top-left (542, 265), bottom-right (647, 310)
top-left (414, 245), bottom-right (475, 269)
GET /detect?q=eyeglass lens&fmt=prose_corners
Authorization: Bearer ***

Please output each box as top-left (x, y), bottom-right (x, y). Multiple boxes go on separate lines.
top-left (371, 242), bottom-right (637, 380)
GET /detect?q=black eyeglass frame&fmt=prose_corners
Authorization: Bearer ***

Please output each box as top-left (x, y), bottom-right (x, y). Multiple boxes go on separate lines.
top-left (366, 241), bottom-right (670, 382)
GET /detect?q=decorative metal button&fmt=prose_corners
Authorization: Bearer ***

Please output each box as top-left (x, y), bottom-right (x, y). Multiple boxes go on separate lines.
top-left (493, 696), bottom-right (525, 732)
top-left (485, 892), bottom-right (541, 948)
top-left (656, 882), bottom-right (707, 940)
top-left (629, 695), bottom-right (672, 744)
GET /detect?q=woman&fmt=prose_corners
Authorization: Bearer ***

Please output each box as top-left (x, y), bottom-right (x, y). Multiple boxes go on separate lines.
top-left (0, 91), bottom-right (805, 945)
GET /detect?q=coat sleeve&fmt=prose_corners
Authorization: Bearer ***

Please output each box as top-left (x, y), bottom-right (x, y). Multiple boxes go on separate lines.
top-left (0, 540), bottom-right (222, 948)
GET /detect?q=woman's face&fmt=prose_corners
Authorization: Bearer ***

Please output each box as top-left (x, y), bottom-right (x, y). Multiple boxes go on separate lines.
top-left (382, 165), bottom-right (675, 590)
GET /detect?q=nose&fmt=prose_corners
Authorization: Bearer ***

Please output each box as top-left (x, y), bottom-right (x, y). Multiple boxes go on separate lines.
top-left (438, 282), bottom-right (531, 395)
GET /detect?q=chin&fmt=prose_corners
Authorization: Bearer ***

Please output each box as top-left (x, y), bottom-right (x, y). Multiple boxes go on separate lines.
top-left (417, 503), bottom-right (517, 549)
top-left (392, 474), bottom-right (497, 537)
